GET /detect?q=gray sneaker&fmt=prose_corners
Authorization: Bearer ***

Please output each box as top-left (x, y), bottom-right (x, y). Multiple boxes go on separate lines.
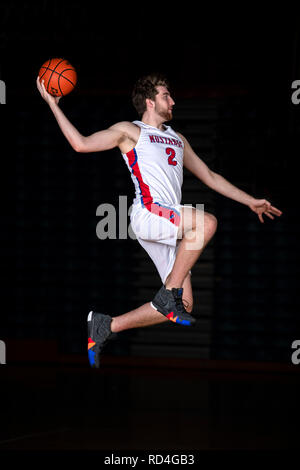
top-left (87, 311), bottom-right (112, 368)
top-left (151, 286), bottom-right (196, 326)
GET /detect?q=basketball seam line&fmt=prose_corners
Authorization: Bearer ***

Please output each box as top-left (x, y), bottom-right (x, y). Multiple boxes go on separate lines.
top-left (57, 72), bottom-right (63, 96)
top-left (47, 58), bottom-right (67, 94)
top-left (39, 58), bottom-right (51, 81)
top-left (39, 67), bottom-right (76, 87)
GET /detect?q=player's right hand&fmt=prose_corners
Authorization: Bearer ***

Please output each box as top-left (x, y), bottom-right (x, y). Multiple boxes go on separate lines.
top-left (36, 76), bottom-right (61, 106)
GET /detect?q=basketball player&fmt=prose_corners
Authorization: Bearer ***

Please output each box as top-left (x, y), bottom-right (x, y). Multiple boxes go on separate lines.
top-left (36, 74), bottom-right (282, 367)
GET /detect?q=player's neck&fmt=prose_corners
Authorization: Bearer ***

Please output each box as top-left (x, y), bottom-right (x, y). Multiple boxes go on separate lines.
top-left (141, 113), bottom-right (166, 131)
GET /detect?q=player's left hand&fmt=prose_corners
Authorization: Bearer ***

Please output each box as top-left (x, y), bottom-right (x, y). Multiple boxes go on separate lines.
top-left (248, 199), bottom-right (283, 223)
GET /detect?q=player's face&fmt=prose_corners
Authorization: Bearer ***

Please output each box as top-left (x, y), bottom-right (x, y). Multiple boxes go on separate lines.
top-left (154, 86), bottom-right (175, 121)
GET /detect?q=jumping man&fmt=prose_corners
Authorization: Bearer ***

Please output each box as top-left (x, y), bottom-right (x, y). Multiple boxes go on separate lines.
top-left (36, 73), bottom-right (282, 367)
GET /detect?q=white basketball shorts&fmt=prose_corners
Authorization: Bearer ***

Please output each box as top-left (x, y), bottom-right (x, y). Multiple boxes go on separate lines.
top-left (130, 202), bottom-right (191, 284)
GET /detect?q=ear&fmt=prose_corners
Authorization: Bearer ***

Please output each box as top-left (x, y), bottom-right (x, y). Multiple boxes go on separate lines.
top-left (145, 97), bottom-right (155, 110)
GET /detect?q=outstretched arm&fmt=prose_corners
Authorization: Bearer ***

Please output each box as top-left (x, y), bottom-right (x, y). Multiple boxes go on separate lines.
top-left (206, 172), bottom-right (282, 223)
top-left (181, 133), bottom-right (282, 223)
top-left (36, 77), bottom-right (126, 152)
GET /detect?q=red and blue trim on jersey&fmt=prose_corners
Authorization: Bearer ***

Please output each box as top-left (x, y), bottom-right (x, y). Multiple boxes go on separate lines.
top-left (126, 148), bottom-right (180, 226)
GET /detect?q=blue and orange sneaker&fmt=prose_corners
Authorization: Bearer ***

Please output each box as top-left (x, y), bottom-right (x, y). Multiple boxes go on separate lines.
top-left (87, 311), bottom-right (112, 368)
top-left (151, 286), bottom-right (196, 326)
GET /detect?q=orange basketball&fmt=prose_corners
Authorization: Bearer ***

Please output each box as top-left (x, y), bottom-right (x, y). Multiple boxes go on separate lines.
top-left (38, 58), bottom-right (77, 97)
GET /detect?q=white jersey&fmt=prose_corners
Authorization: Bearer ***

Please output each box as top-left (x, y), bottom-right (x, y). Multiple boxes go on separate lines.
top-left (122, 121), bottom-right (184, 211)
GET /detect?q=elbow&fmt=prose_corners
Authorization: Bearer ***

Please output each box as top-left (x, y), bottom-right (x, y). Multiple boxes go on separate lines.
top-left (73, 135), bottom-right (87, 153)
top-left (73, 139), bottom-right (86, 153)
top-left (198, 169), bottom-right (216, 189)
top-left (74, 144), bottom-right (84, 152)
top-left (206, 169), bottom-right (217, 187)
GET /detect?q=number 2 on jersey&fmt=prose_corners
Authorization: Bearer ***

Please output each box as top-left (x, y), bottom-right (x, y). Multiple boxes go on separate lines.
top-left (165, 147), bottom-right (177, 166)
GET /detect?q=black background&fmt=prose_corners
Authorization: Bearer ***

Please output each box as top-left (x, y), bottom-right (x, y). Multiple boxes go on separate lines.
top-left (1, 3), bottom-right (300, 457)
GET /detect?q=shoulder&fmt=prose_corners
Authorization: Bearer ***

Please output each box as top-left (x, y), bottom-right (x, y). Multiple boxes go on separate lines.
top-left (175, 132), bottom-right (193, 151)
top-left (171, 130), bottom-right (188, 150)
top-left (175, 131), bottom-right (186, 142)
top-left (109, 121), bottom-right (140, 141)
top-left (109, 121), bottom-right (140, 153)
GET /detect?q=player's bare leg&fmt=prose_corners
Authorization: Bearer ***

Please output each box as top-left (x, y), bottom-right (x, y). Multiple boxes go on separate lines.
top-left (88, 208), bottom-right (202, 367)
top-left (165, 207), bottom-right (217, 290)
top-left (110, 272), bottom-right (193, 333)
top-left (87, 273), bottom-right (193, 367)
top-left (150, 208), bottom-right (217, 326)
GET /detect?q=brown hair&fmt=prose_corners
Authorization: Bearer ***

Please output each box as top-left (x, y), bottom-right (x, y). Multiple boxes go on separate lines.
top-left (131, 73), bottom-right (170, 116)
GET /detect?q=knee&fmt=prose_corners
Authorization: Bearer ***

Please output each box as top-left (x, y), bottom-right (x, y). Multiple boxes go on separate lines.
top-left (192, 210), bottom-right (217, 232)
top-left (204, 212), bottom-right (218, 237)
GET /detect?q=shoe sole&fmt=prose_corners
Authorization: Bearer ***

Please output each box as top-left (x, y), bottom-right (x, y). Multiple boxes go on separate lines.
top-left (151, 301), bottom-right (195, 326)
